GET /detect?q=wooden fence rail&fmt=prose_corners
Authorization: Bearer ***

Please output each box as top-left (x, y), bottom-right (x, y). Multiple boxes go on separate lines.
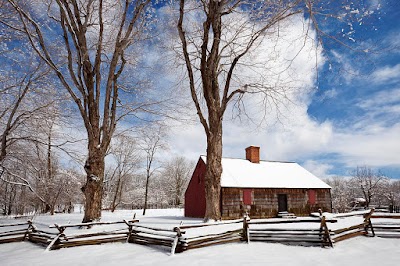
top-left (0, 221), bottom-right (33, 244)
top-left (179, 228), bottom-right (243, 251)
top-left (371, 213), bottom-right (400, 238)
top-left (45, 219), bottom-right (139, 251)
top-left (125, 220), bottom-right (183, 255)
top-left (1, 208), bottom-right (399, 255)
top-left (331, 209), bottom-right (375, 243)
top-left (243, 215), bottom-right (334, 247)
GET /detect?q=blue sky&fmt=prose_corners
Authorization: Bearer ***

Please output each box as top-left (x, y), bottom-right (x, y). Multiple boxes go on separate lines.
top-left (305, 0), bottom-right (400, 177)
top-left (164, 0), bottom-right (400, 179)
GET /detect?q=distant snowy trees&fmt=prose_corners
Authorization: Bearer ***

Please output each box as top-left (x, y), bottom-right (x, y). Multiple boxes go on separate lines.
top-left (103, 134), bottom-right (140, 212)
top-left (0, 47), bottom-right (82, 215)
top-left (351, 166), bottom-right (389, 208)
top-left (327, 166), bottom-right (399, 212)
top-left (160, 156), bottom-right (194, 206)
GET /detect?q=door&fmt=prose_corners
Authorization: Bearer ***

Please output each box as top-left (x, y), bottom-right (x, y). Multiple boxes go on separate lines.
top-left (278, 194), bottom-right (288, 212)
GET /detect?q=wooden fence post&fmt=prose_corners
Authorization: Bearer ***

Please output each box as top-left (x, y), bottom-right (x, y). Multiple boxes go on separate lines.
top-left (124, 220), bottom-right (133, 243)
top-left (243, 215), bottom-right (250, 243)
top-left (46, 224), bottom-right (66, 252)
top-left (24, 220), bottom-right (36, 241)
top-left (320, 216), bottom-right (333, 248)
top-left (363, 208), bottom-right (375, 237)
top-left (171, 227), bottom-right (182, 255)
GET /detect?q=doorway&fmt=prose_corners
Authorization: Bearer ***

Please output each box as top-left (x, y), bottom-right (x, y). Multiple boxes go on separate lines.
top-left (278, 194), bottom-right (288, 212)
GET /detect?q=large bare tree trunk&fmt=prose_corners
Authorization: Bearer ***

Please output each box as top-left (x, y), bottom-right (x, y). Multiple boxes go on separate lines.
top-left (204, 118), bottom-right (223, 220)
top-left (82, 146), bottom-right (105, 222)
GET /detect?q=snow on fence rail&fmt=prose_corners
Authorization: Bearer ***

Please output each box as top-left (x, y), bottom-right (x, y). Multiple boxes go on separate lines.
top-left (1, 209), bottom-right (400, 254)
top-left (244, 216), bottom-right (336, 247)
top-left (45, 220), bottom-right (139, 251)
top-left (371, 213), bottom-right (400, 238)
top-left (331, 210), bottom-right (375, 243)
top-left (0, 219), bottom-right (138, 251)
top-left (177, 219), bottom-right (244, 252)
top-left (0, 221), bottom-right (32, 244)
top-left (125, 221), bottom-right (183, 255)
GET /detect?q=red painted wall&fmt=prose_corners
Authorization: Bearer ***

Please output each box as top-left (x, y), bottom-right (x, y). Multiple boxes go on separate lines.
top-left (184, 157), bottom-right (206, 218)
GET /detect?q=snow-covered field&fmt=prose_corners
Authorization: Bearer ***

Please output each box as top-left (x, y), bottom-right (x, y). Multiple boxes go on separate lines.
top-left (1, 209), bottom-right (399, 266)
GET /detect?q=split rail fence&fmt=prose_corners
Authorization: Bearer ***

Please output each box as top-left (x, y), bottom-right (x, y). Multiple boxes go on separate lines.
top-left (371, 213), bottom-right (400, 238)
top-left (0, 209), bottom-right (399, 254)
top-left (330, 209), bottom-right (375, 243)
top-left (177, 219), bottom-right (244, 252)
top-left (243, 216), bottom-right (336, 247)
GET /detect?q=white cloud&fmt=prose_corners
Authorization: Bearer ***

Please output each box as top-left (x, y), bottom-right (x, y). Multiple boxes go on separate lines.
top-left (371, 64), bottom-right (400, 84)
top-left (330, 124), bottom-right (400, 168)
top-left (320, 88), bottom-right (339, 101)
top-left (302, 160), bottom-right (334, 178)
top-left (358, 88), bottom-right (400, 109)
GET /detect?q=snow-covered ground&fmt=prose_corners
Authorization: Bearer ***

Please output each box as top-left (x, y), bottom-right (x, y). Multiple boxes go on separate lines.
top-left (1, 209), bottom-right (399, 266)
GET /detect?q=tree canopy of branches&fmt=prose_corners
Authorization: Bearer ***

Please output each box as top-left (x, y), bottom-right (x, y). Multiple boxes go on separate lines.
top-left (104, 134), bottom-right (140, 212)
top-left (351, 166), bottom-right (388, 208)
top-left (160, 156), bottom-right (193, 206)
top-left (139, 125), bottom-right (167, 215)
top-left (2, 0), bottom-right (153, 222)
top-left (177, 0), bottom-right (377, 220)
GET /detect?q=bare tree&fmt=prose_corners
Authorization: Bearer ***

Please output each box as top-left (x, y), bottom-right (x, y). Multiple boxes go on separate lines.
top-left (0, 64), bottom-right (52, 163)
top-left (104, 134), bottom-right (141, 212)
top-left (380, 179), bottom-right (400, 210)
top-left (139, 125), bottom-right (167, 215)
top-left (351, 166), bottom-right (388, 208)
top-left (325, 176), bottom-right (355, 213)
top-left (177, 0), bottom-right (377, 220)
top-left (2, 0), bottom-right (154, 222)
top-left (161, 156), bottom-right (193, 206)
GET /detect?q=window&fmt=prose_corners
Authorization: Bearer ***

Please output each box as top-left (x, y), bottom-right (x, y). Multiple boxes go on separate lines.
top-left (243, 189), bottom-right (252, 205)
top-left (308, 190), bottom-right (316, 205)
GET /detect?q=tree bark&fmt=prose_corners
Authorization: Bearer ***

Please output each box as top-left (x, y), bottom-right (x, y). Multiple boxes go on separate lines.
top-left (204, 120), bottom-right (223, 220)
top-left (82, 146), bottom-right (105, 222)
top-left (143, 169), bottom-right (150, 215)
top-left (110, 176), bottom-right (121, 212)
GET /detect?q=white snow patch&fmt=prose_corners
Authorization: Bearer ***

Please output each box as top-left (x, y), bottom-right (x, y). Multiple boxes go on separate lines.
top-left (201, 156), bottom-right (331, 189)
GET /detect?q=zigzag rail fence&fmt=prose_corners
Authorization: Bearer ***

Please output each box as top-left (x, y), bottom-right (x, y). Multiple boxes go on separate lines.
top-left (330, 209), bottom-right (375, 243)
top-left (0, 219), bottom-right (138, 251)
top-left (174, 219), bottom-right (244, 253)
top-left (242, 215), bottom-right (336, 247)
top-left (371, 212), bottom-right (400, 238)
top-left (1, 208), bottom-right (399, 254)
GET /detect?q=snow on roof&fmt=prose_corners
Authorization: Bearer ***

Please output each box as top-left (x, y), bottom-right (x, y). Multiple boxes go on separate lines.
top-left (200, 156), bottom-right (331, 189)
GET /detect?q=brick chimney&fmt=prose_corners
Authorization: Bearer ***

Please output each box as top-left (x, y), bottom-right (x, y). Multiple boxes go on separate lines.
top-left (245, 146), bottom-right (260, 163)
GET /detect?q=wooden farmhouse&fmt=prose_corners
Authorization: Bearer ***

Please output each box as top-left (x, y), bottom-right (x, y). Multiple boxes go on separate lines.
top-left (185, 146), bottom-right (332, 219)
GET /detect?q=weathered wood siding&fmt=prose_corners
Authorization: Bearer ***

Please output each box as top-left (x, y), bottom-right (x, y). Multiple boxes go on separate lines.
top-left (221, 188), bottom-right (331, 219)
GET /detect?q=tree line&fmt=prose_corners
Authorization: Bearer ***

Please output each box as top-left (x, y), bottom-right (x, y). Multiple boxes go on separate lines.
top-left (0, 120), bottom-right (194, 216)
top-left (327, 166), bottom-right (400, 213)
